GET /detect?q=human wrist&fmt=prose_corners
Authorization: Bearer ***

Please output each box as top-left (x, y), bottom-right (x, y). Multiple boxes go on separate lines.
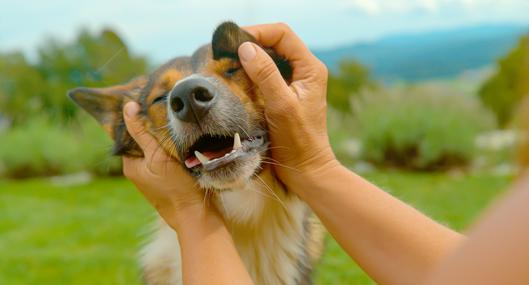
top-left (159, 199), bottom-right (215, 232)
top-left (285, 154), bottom-right (343, 197)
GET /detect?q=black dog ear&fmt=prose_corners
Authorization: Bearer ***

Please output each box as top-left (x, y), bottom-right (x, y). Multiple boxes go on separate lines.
top-left (68, 76), bottom-right (147, 157)
top-left (212, 21), bottom-right (292, 81)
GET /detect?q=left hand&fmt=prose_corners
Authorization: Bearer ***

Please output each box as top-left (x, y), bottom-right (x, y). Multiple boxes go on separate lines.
top-left (121, 102), bottom-right (206, 230)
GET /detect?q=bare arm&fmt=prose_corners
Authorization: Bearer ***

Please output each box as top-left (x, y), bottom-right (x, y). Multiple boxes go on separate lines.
top-left (239, 23), bottom-right (463, 285)
top-left (423, 174), bottom-right (529, 285)
top-left (173, 205), bottom-right (254, 285)
top-left (122, 102), bottom-right (254, 285)
top-left (294, 164), bottom-right (463, 285)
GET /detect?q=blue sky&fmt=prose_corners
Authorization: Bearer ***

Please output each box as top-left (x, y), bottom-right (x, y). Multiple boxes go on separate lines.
top-left (1, 0), bottom-right (528, 63)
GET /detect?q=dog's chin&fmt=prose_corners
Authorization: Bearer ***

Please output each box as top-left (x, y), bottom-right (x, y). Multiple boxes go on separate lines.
top-left (196, 153), bottom-right (262, 190)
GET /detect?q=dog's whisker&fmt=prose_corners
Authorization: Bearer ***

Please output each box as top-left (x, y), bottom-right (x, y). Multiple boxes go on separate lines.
top-left (243, 180), bottom-right (278, 201)
top-left (253, 174), bottom-right (288, 211)
top-left (261, 161), bottom-right (301, 173)
top-left (265, 146), bottom-right (291, 151)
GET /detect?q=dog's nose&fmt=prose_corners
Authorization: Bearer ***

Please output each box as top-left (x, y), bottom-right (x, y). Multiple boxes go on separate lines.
top-left (169, 77), bottom-right (217, 123)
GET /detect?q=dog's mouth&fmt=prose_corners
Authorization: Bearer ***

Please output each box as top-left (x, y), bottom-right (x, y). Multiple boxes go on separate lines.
top-left (183, 131), bottom-right (267, 172)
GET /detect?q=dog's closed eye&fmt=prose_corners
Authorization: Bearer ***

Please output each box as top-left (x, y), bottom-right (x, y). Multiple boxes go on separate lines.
top-left (224, 67), bottom-right (240, 78)
top-left (152, 93), bottom-right (169, 104)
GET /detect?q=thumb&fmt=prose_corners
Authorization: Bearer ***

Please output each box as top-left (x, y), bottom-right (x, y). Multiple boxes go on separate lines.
top-left (238, 42), bottom-right (293, 105)
top-left (123, 101), bottom-right (158, 156)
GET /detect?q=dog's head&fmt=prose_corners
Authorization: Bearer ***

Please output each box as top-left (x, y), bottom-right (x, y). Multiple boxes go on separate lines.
top-left (69, 22), bottom-right (291, 190)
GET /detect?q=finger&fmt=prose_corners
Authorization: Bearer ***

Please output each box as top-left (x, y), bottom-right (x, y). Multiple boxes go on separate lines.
top-left (122, 156), bottom-right (141, 180)
top-left (242, 23), bottom-right (323, 82)
top-left (123, 102), bottom-right (159, 156)
top-left (243, 23), bottom-right (314, 64)
top-left (238, 42), bottom-right (296, 106)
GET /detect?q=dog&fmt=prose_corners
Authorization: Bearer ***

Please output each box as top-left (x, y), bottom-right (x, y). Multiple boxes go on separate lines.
top-left (69, 22), bottom-right (325, 285)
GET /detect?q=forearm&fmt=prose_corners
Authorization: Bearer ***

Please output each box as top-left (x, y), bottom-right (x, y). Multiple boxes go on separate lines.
top-left (423, 175), bottom-right (529, 285)
top-left (293, 164), bottom-right (463, 285)
top-left (173, 205), bottom-right (254, 285)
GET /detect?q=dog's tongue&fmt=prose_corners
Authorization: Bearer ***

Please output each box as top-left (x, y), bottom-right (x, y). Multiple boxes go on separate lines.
top-left (184, 148), bottom-right (232, 168)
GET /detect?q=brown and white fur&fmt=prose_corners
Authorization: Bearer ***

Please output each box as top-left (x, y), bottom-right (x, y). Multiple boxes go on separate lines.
top-left (69, 22), bottom-right (325, 285)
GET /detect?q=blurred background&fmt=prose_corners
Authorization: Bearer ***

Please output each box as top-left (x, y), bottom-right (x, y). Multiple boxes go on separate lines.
top-left (1, 0), bottom-right (528, 284)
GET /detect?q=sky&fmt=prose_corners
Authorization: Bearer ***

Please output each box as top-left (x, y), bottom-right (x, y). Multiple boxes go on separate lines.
top-left (1, 0), bottom-right (528, 63)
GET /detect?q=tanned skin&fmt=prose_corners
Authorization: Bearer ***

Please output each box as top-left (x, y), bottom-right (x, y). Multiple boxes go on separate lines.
top-left (124, 23), bottom-right (529, 285)
top-left (123, 103), bottom-right (254, 285)
top-left (238, 24), bottom-right (462, 285)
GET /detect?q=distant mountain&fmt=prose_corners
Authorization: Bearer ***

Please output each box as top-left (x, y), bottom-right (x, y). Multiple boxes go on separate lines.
top-left (314, 24), bottom-right (528, 82)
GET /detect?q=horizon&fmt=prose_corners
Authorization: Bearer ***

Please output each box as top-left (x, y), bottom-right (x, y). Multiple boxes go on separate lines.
top-left (2, 0), bottom-right (529, 63)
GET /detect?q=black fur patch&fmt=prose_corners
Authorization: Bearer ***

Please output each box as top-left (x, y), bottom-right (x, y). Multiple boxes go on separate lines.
top-left (212, 21), bottom-right (292, 81)
top-left (67, 77), bottom-right (145, 157)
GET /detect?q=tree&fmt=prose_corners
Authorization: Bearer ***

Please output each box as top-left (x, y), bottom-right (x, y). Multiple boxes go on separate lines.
top-left (0, 52), bottom-right (47, 124)
top-left (0, 28), bottom-right (148, 125)
top-left (479, 34), bottom-right (529, 127)
top-left (327, 59), bottom-right (377, 113)
top-left (37, 28), bottom-right (148, 122)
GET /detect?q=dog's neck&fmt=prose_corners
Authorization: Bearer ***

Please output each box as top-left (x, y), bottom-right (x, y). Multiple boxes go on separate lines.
top-left (215, 167), bottom-right (286, 224)
top-left (213, 167), bottom-right (309, 285)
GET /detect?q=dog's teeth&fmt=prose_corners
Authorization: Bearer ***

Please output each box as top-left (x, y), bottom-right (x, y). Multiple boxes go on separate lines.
top-left (233, 133), bottom-right (242, 150)
top-left (194, 151), bottom-right (210, 165)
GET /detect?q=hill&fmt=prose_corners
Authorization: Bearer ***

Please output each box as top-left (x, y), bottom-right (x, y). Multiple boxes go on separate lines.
top-left (314, 24), bottom-right (528, 82)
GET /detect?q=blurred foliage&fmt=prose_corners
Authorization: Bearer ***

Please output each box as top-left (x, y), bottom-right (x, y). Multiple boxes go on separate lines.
top-left (1, 28), bottom-right (525, 178)
top-left (352, 87), bottom-right (496, 171)
top-left (327, 59), bottom-right (377, 113)
top-left (0, 172), bottom-right (511, 284)
top-left (0, 116), bottom-right (121, 178)
top-left (479, 34), bottom-right (529, 127)
top-left (0, 28), bottom-right (145, 178)
top-left (0, 28), bottom-right (147, 125)
top-left (516, 98), bottom-right (529, 169)
top-left (327, 108), bottom-right (358, 165)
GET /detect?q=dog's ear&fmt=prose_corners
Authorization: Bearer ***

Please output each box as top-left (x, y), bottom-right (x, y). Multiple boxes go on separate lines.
top-left (68, 76), bottom-right (147, 157)
top-left (212, 21), bottom-right (292, 80)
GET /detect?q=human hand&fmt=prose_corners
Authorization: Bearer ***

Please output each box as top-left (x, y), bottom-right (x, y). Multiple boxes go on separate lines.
top-left (121, 102), bottom-right (206, 230)
top-left (238, 23), bottom-right (340, 193)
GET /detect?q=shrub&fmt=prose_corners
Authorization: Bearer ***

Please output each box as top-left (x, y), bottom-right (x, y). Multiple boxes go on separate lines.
top-left (327, 59), bottom-right (378, 113)
top-left (0, 117), bottom-right (121, 178)
top-left (479, 34), bottom-right (529, 127)
top-left (327, 107), bottom-right (359, 164)
top-left (352, 87), bottom-right (496, 171)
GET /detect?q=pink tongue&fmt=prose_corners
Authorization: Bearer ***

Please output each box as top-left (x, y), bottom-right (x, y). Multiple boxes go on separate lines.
top-left (184, 148), bottom-right (232, 169)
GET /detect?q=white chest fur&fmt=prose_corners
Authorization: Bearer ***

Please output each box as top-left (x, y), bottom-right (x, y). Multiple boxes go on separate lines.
top-left (141, 178), bottom-right (309, 285)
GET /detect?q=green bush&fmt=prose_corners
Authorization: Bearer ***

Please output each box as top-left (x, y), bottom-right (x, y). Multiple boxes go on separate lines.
top-left (352, 88), bottom-right (496, 171)
top-left (327, 59), bottom-right (378, 113)
top-left (479, 34), bottom-right (529, 127)
top-left (0, 117), bottom-right (121, 178)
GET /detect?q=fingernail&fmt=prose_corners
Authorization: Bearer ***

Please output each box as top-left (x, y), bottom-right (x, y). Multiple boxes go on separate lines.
top-left (125, 102), bottom-right (139, 117)
top-left (239, 42), bottom-right (256, 62)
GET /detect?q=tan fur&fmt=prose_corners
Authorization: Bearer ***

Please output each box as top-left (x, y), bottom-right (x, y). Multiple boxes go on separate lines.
top-left (142, 166), bottom-right (324, 285)
top-left (69, 22), bottom-right (325, 285)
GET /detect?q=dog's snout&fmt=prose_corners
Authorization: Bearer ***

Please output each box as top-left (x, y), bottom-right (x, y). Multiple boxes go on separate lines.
top-left (170, 77), bottom-right (217, 123)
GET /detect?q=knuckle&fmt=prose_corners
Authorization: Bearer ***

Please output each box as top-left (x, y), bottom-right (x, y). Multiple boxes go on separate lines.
top-left (274, 22), bottom-right (292, 33)
top-left (255, 60), bottom-right (279, 84)
top-left (316, 60), bottom-right (329, 77)
top-left (123, 165), bottom-right (133, 179)
top-left (270, 97), bottom-right (297, 117)
top-left (122, 159), bottom-right (138, 180)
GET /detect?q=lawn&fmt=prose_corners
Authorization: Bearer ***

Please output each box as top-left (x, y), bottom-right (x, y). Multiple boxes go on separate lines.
top-left (0, 171), bottom-right (512, 285)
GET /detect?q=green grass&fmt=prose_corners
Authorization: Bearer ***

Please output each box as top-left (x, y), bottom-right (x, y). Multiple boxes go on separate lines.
top-left (0, 172), bottom-right (512, 285)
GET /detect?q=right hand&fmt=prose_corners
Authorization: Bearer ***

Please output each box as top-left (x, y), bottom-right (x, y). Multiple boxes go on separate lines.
top-left (121, 102), bottom-right (206, 231)
top-left (238, 23), bottom-right (340, 193)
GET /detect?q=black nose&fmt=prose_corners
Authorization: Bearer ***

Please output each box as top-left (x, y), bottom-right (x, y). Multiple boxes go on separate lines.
top-left (169, 77), bottom-right (217, 123)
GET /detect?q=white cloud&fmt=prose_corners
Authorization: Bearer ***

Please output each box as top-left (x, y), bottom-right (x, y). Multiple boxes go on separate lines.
top-left (341, 0), bottom-right (528, 15)
top-left (345, 0), bottom-right (381, 15)
top-left (1, 0), bottom-right (528, 63)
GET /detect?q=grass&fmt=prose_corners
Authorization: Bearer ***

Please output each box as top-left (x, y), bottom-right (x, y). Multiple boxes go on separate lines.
top-left (0, 171), bottom-right (512, 285)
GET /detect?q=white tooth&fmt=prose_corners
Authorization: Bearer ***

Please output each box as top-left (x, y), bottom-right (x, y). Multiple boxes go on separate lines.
top-left (194, 151), bottom-right (210, 165)
top-left (233, 133), bottom-right (242, 150)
